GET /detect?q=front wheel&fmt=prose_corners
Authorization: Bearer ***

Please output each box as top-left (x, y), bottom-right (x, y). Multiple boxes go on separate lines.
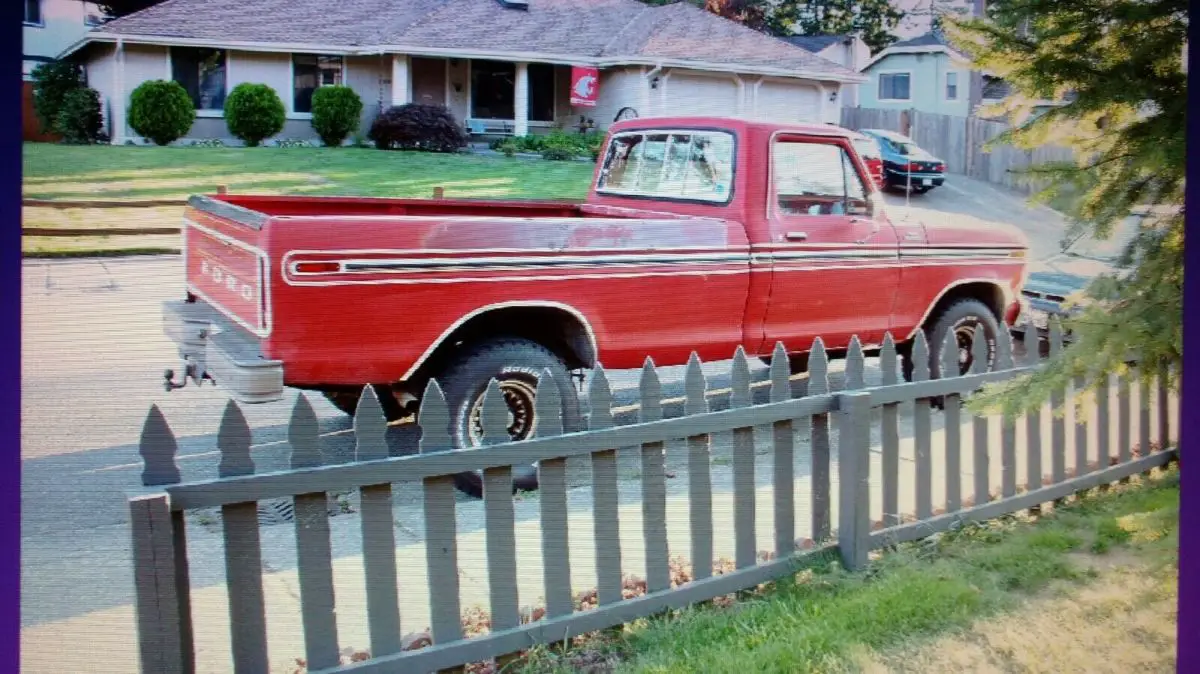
top-left (432, 338), bottom-right (583, 498)
top-left (902, 298), bottom-right (1000, 383)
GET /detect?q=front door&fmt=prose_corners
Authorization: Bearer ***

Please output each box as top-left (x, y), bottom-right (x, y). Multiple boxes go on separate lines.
top-left (758, 134), bottom-right (902, 356)
top-left (411, 57), bottom-right (447, 107)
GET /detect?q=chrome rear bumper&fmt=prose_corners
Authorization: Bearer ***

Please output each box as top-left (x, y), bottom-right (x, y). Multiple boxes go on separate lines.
top-left (162, 299), bottom-right (285, 404)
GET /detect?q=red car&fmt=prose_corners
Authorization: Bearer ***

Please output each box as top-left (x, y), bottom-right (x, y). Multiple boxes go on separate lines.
top-left (163, 116), bottom-right (1028, 496)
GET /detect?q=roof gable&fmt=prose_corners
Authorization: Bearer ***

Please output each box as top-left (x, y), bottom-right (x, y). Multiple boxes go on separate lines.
top-left (781, 34), bottom-right (851, 54)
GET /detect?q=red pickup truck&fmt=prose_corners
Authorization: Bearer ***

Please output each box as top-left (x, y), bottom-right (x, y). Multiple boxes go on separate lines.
top-left (164, 116), bottom-right (1028, 496)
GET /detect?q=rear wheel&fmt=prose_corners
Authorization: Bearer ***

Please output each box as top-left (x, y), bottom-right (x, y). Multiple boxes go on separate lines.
top-left (902, 298), bottom-right (1000, 386)
top-left (431, 337), bottom-right (583, 498)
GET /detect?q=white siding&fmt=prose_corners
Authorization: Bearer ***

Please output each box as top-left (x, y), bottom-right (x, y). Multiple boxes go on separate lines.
top-left (345, 55), bottom-right (386, 141)
top-left (23, 0), bottom-right (107, 78)
top-left (82, 43), bottom-right (115, 135)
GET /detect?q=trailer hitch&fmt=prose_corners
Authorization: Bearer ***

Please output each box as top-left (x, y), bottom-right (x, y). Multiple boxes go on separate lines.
top-left (164, 362), bottom-right (211, 392)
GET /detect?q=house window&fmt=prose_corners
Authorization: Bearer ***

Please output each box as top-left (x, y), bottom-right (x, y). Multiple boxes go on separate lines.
top-left (171, 47), bottom-right (227, 110)
top-left (878, 73), bottom-right (910, 101)
top-left (982, 75), bottom-right (1011, 101)
top-left (469, 60), bottom-right (555, 121)
top-left (293, 54), bottom-right (344, 114)
top-left (945, 71), bottom-right (959, 100)
top-left (596, 130), bottom-right (735, 203)
top-left (773, 140), bottom-right (868, 217)
top-left (24, 0), bottom-right (42, 25)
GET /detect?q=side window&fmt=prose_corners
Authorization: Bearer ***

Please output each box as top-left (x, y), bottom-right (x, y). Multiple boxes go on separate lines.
top-left (597, 130), bottom-right (735, 202)
top-left (773, 140), bottom-right (870, 217)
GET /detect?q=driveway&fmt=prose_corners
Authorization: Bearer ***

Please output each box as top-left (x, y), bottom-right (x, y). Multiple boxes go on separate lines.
top-left (21, 173), bottom-right (1107, 673)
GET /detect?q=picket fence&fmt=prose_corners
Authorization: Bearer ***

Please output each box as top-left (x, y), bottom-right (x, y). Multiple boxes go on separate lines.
top-left (128, 322), bottom-right (1176, 674)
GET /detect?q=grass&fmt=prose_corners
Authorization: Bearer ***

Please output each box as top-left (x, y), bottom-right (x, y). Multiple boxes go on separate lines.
top-left (515, 468), bottom-right (1180, 674)
top-left (22, 143), bottom-right (596, 257)
top-left (22, 143), bottom-right (595, 201)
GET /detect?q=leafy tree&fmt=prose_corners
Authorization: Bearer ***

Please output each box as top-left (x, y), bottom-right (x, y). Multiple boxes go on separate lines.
top-left (636, 0), bottom-right (781, 34)
top-left (778, 1), bottom-right (906, 52)
top-left (942, 0), bottom-right (1187, 417)
top-left (53, 88), bottom-right (105, 144)
top-left (30, 61), bottom-right (85, 134)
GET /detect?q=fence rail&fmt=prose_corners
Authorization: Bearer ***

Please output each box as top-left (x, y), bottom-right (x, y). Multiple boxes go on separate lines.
top-left (128, 322), bottom-right (1177, 674)
top-left (839, 106), bottom-right (1078, 194)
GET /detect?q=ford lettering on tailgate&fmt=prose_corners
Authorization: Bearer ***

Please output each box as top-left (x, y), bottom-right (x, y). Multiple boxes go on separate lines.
top-left (186, 221), bottom-right (268, 336)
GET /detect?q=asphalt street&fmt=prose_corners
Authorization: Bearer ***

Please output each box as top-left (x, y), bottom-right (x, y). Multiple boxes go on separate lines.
top-left (20, 176), bottom-right (1091, 673)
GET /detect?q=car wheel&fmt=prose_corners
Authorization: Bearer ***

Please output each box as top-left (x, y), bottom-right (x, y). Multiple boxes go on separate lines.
top-left (431, 337), bottom-right (583, 498)
top-left (902, 299), bottom-right (1000, 406)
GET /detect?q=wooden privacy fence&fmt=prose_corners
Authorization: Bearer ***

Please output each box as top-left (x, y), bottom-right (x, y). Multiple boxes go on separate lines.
top-left (840, 106), bottom-right (1078, 195)
top-left (128, 322), bottom-right (1177, 674)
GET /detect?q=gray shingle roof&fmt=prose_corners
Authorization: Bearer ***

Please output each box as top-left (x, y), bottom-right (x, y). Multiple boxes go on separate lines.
top-left (781, 34), bottom-right (851, 54)
top-left (889, 29), bottom-right (951, 50)
top-left (86, 0), bottom-right (862, 79)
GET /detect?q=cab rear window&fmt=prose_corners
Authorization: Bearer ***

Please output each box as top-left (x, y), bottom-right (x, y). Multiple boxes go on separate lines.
top-left (596, 130), bottom-right (735, 203)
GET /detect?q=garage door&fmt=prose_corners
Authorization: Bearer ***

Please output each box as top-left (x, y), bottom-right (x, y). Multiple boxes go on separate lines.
top-left (663, 74), bottom-right (741, 117)
top-left (754, 81), bottom-right (821, 123)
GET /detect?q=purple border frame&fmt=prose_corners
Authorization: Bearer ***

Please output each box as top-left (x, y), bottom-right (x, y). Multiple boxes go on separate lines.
top-left (7, 1), bottom-right (23, 670)
top-left (3, 6), bottom-right (1196, 673)
top-left (1177, 15), bottom-right (1198, 672)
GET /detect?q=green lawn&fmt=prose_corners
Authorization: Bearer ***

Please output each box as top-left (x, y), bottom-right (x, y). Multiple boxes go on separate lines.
top-left (518, 468), bottom-right (1180, 674)
top-left (21, 143), bottom-right (597, 257)
top-left (21, 143), bottom-right (597, 202)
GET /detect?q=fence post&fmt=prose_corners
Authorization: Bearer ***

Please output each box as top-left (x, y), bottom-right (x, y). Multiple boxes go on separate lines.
top-left (216, 184), bottom-right (227, 195)
top-left (129, 492), bottom-right (187, 674)
top-left (432, 186), bottom-right (445, 199)
top-left (837, 391), bottom-right (873, 571)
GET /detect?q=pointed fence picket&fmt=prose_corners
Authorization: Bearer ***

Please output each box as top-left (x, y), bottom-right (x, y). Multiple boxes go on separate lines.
top-left (127, 329), bottom-right (1179, 674)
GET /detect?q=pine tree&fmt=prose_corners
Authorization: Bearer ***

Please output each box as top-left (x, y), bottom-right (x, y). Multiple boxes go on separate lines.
top-left (942, 0), bottom-right (1187, 417)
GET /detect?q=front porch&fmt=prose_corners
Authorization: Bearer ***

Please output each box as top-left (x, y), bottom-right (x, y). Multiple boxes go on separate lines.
top-left (386, 55), bottom-right (598, 142)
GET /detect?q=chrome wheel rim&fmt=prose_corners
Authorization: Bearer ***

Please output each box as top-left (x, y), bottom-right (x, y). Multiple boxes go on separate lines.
top-left (466, 378), bottom-right (538, 447)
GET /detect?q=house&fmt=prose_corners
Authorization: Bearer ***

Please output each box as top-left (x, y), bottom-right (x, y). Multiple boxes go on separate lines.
top-left (779, 34), bottom-right (870, 107)
top-left (57, 0), bottom-right (867, 146)
top-left (23, 0), bottom-right (109, 140)
top-left (856, 29), bottom-right (973, 117)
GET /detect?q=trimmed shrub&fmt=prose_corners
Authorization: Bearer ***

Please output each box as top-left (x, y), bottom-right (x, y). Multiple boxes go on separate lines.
top-left (539, 131), bottom-right (582, 161)
top-left (53, 87), bottom-right (104, 144)
top-left (129, 80), bottom-right (196, 146)
top-left (310, 85), bottom-right (363, 147)
top-left (224, 83), bottom-right (285, 147)
top-left (31, 61), bottom-right (86, 134)
top-left (498, 139), bottom-right (519, 157)
top-left (368, 103), bottom-right (467, 152)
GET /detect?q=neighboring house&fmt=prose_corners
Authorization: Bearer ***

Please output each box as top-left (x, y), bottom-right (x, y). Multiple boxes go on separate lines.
top-left (780, 34), bottom-right (871, 107)
top-left (856, 29), bottom-right (973, 117)
top-left (23, 0), bottom-right (109, 140)
top-left (857, 28), bottom-right (1069, 120)
top-left (57, 0), bottom-right (866, 146)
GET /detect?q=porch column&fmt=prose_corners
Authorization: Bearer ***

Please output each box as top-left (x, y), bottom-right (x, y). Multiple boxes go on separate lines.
top-left (513, 61), bottom-right (529, 136)
top-left (111, 39), bottom-right (126, 144)
top-left (391, 54), bottom-right (411, 107)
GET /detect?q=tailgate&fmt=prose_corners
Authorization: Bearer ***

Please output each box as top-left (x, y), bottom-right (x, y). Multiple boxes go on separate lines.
top-left (183, 201), bottom-right (271, 338)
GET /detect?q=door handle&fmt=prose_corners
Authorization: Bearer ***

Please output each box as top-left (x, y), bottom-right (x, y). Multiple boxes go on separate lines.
top-left (785, 231), bottom-right (808, 241)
